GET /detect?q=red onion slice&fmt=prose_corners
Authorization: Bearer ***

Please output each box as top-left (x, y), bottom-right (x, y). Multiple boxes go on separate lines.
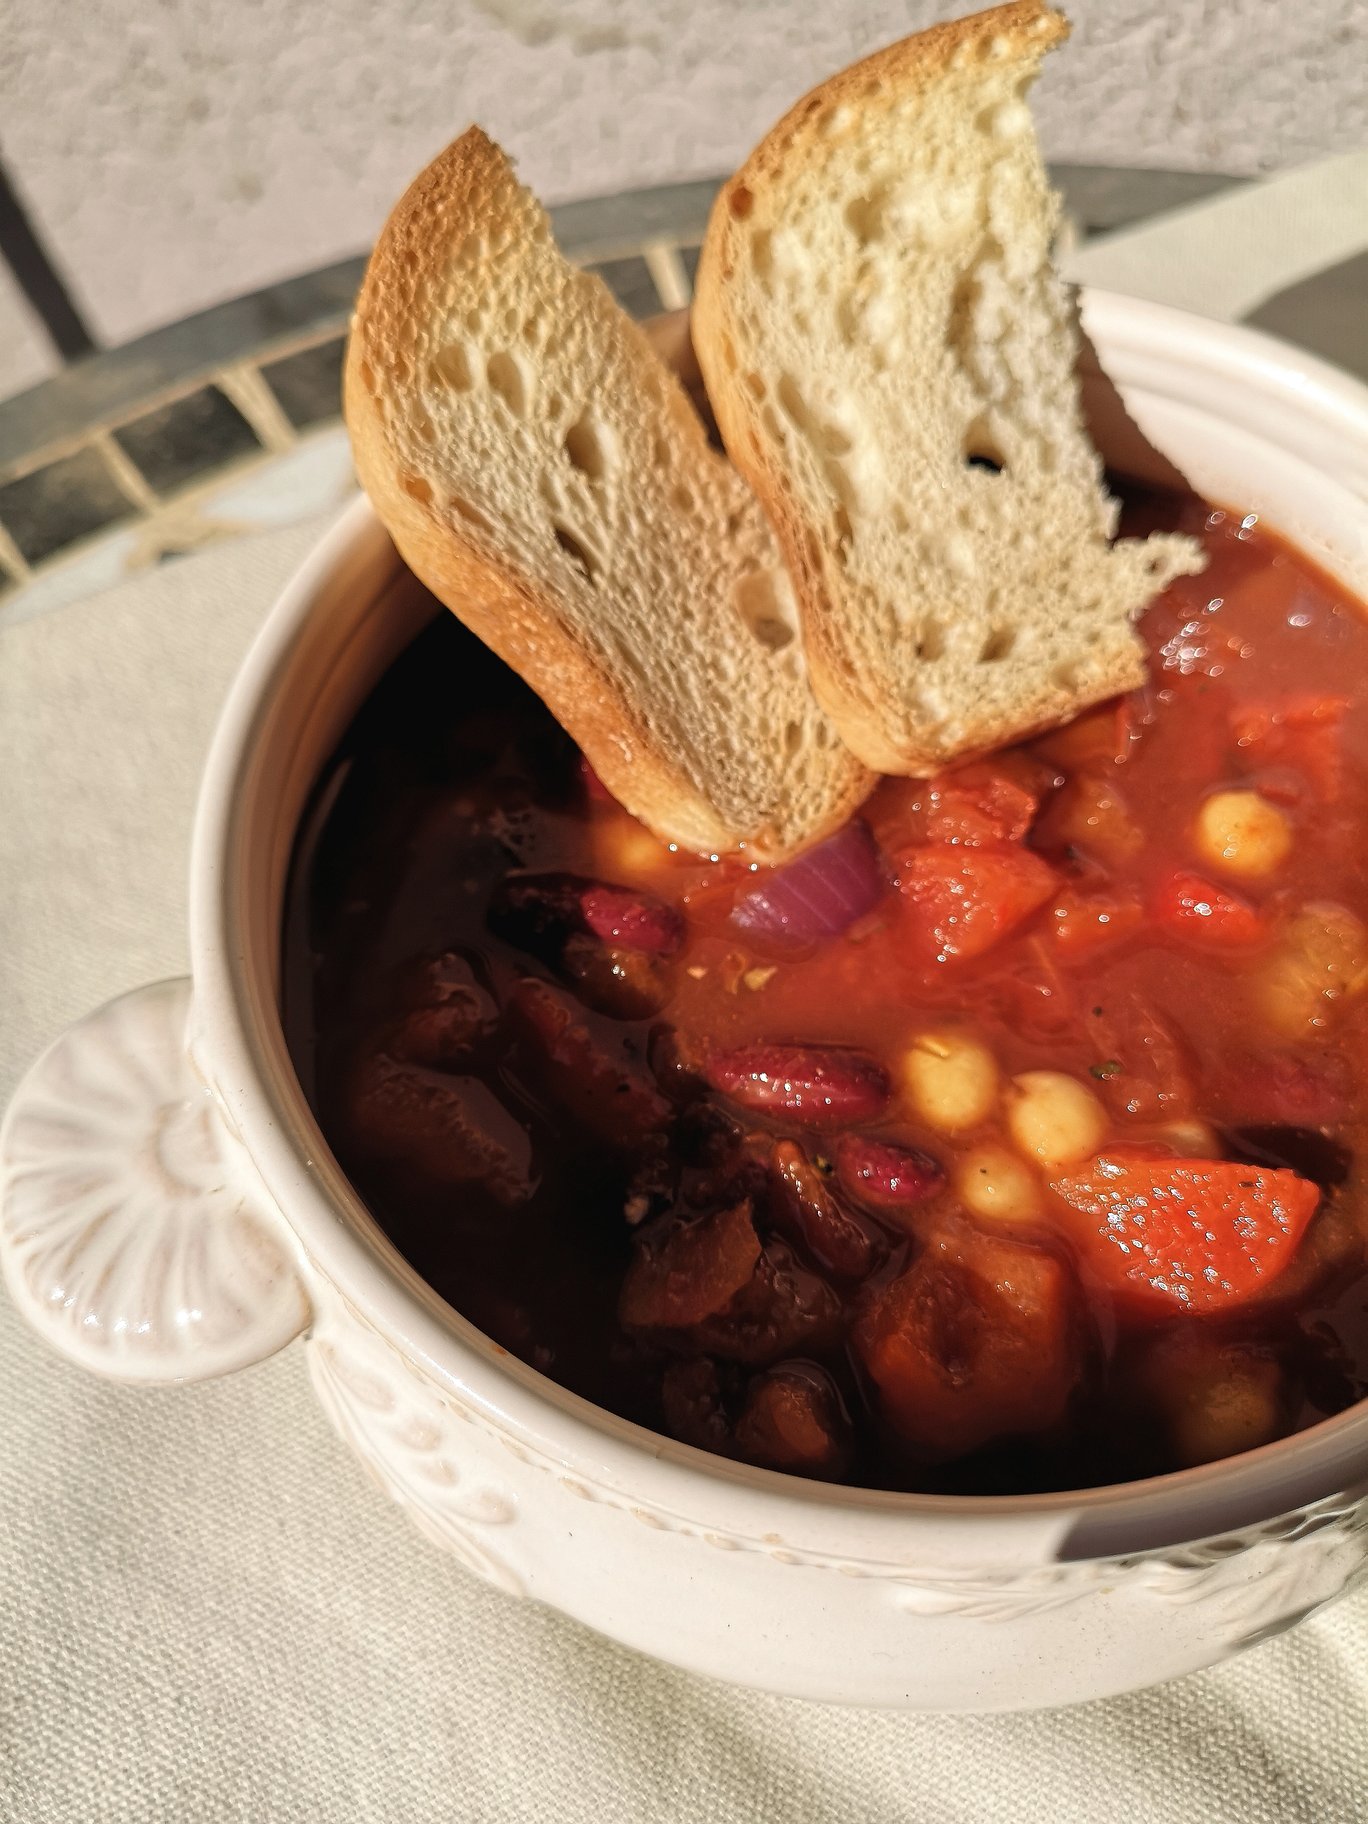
top-left (731, 819), bottom-right (887, 953)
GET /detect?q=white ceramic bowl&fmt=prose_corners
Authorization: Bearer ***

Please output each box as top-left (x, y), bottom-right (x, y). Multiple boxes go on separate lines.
top-left (6, 291), bottom-right (1368, 1712)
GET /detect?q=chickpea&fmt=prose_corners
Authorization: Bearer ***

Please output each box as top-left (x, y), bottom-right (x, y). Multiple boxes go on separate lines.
top-left (1257, 902), bottom-right (1368, 1036)
top-left (1158, 1118), bottom-right (1221, 1157)
top-left (955, 1143), bottom-right (1042, 1223)
top-left (1163, 1350), bottom-right (1284, 1468)
top-left (1194, 789), bottom-right (1291, 881)
top-left (593, 815), bottom-right (671, 880)
top-left (1004, 1070), bottom-right (1108, 1170)
top-left (1135, 1332), bottom-right (1286, 1468)
top-left (902, 1031), bottom-right (999, 1133)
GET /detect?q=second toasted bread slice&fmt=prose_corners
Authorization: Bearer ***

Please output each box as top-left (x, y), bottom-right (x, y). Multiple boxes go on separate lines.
top-left (692, 1), bottom-right (1204, 776)
top-left (345, 129), bottom-right (870, 860)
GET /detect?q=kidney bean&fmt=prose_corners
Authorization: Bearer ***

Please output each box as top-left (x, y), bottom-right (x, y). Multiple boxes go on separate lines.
top-left (579, 882), bottom-right (684, 956)
top-left (660, 1357), bottom-right (736, 1457)
top-left (619, 1201), bottom-right (762, 1330)
top-left (691, 1239), bottom-right (843, 1365)
top-left (704, 1045), bottom-right (890, 1129)
top-left (508, 978), bottom-right (671, 1146)
top-left (561, 933), bottom-right (670, 1020)
top-left (492, 872), bottom-right (682, 959)
top-left (734, 1364), bottom-right (852, 1480)
top-left (387, 953), bottom-right (498, 1067)
top-left (768, 1140), bottom-right (874, 1279)
top-left (344, 1053), bottom-right (534, 1204)
top-left (834, 1135), bottom-right (945, 1221)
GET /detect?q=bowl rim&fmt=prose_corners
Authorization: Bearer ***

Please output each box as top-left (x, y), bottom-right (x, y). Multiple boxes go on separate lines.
top-left (188, 287), bottom-right (1368, 1554)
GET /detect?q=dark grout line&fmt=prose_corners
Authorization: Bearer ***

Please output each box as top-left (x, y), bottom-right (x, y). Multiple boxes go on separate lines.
top-left (0, 153), bottom-right (98, 361)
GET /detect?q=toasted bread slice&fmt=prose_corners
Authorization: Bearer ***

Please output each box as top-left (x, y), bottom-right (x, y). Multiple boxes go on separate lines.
top-left (345, 129), bottom-right (870, 860)
top-left (692, 0), bottom-right (1204, 776)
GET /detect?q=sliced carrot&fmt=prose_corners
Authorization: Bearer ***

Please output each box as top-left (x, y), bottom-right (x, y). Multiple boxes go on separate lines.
top-left (1052, 1149), bottom-right (1319, 1312)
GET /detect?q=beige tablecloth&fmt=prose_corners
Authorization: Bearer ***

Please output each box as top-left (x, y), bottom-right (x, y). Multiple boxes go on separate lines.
top-left (5, 159), bottom-right (1368, 1822)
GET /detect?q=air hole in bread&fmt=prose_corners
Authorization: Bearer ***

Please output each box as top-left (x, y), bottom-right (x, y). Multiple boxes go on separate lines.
top-left (1052, 660), bottom-right (1080, 690)
top-left (431, 343), bottom-right (474, 392)
top-left (400, 472), bottom-right (433, 505)
top-left (979, 626), bottom-right (1015, 663)
top-left (916, 621), bottom-right (946, 662)
top-left (487, 349), bottom-right (529, 418)
top-left (844, 187), bottom-right (889, 247)
top-left (451, 495), bottom-right (494, 536)
top-left (751, 228), bottom-right (773, 283)
top-left (553, 523), bottom-right (598, 584)
top-left (564, 414), bottom-right (611, 482)
top-left (742, 370), bottom-right (765, 402)
top-left (672, 483), bottom-right (696, 514)
top-left (963, 414), bottom-right (1006, 474)
top-left (783, 718), bottom-right (805, 758)
top-left (833, 505), bottom-right (853, 554)
top-left (733, 571), bottom-right (797, 652)
top-left (777, 372), bottom-right (853, 462)
top-left (357, 359), bottom-right (379, 399)
top-left (729, 184), bottom-right (754, 220)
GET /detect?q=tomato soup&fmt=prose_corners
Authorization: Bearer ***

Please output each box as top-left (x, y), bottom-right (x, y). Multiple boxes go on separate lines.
top-left (284, 489), bottom-right (1368, 1494)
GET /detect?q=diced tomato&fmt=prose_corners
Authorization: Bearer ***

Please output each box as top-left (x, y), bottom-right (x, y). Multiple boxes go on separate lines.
top-left (1152, 871), bottom-right (1266, 948)
top-left (1051, 1149), bottom-right (1320, 1313)
top-left (1216, 1050), bottom-right (1351, 1129)
top-left (1231, 696), bottom-right (1347, 802)
top-left (1049, 885), bottom-right (1146, 956)
top-left (1087, 997), bottom-right (1198, 1121)
top-left (1032, 765), bottom-right (1143, 868)
top-left (854, 1230), bottom-right (1078, 1455)
top-left (1035, 701), bottom-right (1126, 768)
top-left (895, 844), bottom-right (1058, 962)
top-left (912, 761), bottom-right (1040, 846)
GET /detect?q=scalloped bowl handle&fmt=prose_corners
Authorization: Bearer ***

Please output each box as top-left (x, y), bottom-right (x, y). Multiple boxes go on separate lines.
top-left (0, 978), bottom-right (310, 1383)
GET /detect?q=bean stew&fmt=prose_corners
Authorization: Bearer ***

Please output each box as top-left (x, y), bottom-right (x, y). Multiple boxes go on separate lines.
top-left (284, 488), bottom-right (1368, 1494)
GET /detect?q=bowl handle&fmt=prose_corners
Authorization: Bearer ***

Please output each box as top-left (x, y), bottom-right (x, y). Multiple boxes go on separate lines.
top-left (0, 978), bottom-right (310, 1383)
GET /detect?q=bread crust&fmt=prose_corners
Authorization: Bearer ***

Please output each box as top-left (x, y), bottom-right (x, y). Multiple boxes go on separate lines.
top-left (346, 127), bottom-right (872, 860)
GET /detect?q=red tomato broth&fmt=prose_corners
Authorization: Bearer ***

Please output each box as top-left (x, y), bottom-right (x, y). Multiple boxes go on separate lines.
top-left (283, 490), bottom-right (1368, 1494)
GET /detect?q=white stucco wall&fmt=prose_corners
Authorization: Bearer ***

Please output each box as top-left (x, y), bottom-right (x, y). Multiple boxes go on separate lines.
top-left (1, 0), bottom-right (1364, 387)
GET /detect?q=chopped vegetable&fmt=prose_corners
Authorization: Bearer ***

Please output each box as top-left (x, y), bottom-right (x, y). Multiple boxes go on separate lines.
top-left (1052, 1149), bottom-right (1320, 1312)
top-left (1049, 885), bottom-right (1145, 955)
top-left (1152, 871), bottom-right (1265, 948)
top-left (730, 818), bottom-right (886, 953)
top-left (895, 844), bottom-right (1058, 961)
top-left (910, 762), bottom-right (1040, 846)
top-left (854, 1231), bottom-right (1078, 1454)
